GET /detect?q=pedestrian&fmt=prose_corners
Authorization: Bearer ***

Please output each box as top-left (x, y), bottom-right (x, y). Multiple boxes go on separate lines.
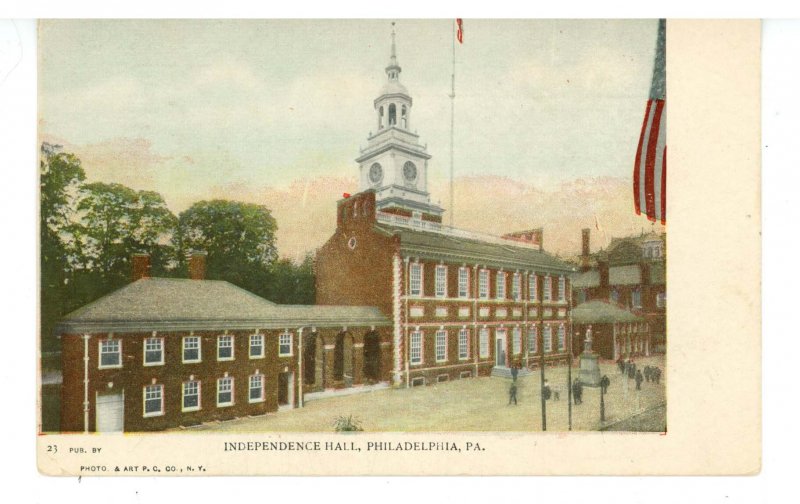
top-left (644, 366), bottom-right (651, 382)
top-left (508, 381), bottom-right (518, 405)
top-left (635, 369), bottom-right (644, 390)
top-left (654, 367), bottom-right (661, 385)
top-left (510, 363), bottom-right (519, 382)
top-left (600, 374), bottom-right (610, 394)
top-left (617, 357), bottom-right (625, 374)
top-left (572, 378), bottom-right (583, 405)
top-left (543, 379), bottom-right (552, 401)
top-left (628, 361), bottom-right (636, 380)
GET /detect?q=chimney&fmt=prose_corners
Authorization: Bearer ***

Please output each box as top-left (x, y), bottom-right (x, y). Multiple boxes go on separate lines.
top-left (533, 228), bottom-right (543, 251)
top-left (132, 253), bottom-right (151, 282)
top-left (189, 251), bottom-right (207, 281)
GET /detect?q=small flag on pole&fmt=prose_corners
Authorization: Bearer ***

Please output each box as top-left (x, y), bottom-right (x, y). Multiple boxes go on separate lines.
top-left (456, 18), bottom-right (464, 44)
top-left (633, 19), bottom-right (666, 225)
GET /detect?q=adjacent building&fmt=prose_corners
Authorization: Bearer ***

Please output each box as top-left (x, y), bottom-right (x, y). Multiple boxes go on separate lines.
top-left (58, 254), bottom-right (389, 432)
top-left (571, 229), bottom-right (666, 358)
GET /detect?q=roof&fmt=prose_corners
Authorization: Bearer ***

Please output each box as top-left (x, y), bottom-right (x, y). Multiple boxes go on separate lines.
top-left (609, 265), bottom-right (642, 285)
top-left (572, 270), bottom-right (600, 288)
top-left (375, 224), bottom-right (575, 274)
top-left (572, 301), bottom-right (644, 324)
top-left (57, 278), bottom-right (390, 334)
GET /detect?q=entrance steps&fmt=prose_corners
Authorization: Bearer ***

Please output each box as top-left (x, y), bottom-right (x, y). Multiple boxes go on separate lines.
top-left (491, 366), bottom-right (532, 379)
top-left (303, 382), bottom-right (390, 404)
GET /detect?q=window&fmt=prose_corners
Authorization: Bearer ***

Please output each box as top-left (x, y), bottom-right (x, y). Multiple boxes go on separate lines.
top-left (512, 326), bottom-right (522, 355)
top-left (458, 267), bottom-right (470, 298)
top-left (182, 380), bottom-right (200, 412)
top-left (543, 276), bottom-right (552, 302)
top-left (410, 262), bottom-right (422, 297)
top-left (479, 328), bottom-right (490, 358)
top-left (528, 326), bottom-right (538, 354)
top-left (435, 265), bottom-right (447, 298)
top-left (496, 271), bottom-right (506, 299)
top-left (558, 276), bottom-right (566, 302)
top-left (632, 290), bottom-right (642, 309)
top-left (529, 273), bottom-right (538, 301)
top-left (279, 332), bottom-right (293, 356)
top-left (578, 289), bottom-right (587, 304)
top-left (217, 335), bottom-right (234, 361)
top-left (458, 328), bottom-right (469, 360)
top-left (144, 337), bottom-right (164, 366)
top-left (182, 336), bottom-right (200, 363)
top-left (410, 331), bottom-right (423, 365)
top-left (143, 384), bottom-right (164, 417)
top-left (558, 324), bottom-right (566, 351)
top-left (435, 330), bottom-right (447, 362)
top-left (249, 374), bottom-right (264, 403)
top-left (478, 269), bottom-right (489, 299)
top-left (99, 339), bottom-right (121, 368)
top-left (543, 325), bottom-right (553, 353)
top-left (217, 377), bottom-right (234, 407)
top-left (250, 333), bottom-right (264, 358)
top-left (512, 273), bottom-right (521, 301)
top-left (657, 292), bottom-right (666, 308)
top-left (610, 290), bottom-right (619, 303)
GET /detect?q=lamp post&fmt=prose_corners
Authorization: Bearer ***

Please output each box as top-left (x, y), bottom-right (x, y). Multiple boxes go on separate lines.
top-left (600, 377), bottom-right (606, 423)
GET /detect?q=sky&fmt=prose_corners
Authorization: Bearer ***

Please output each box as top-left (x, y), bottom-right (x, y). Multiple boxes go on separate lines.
top-left (39, 19), bottom-right (664, 260)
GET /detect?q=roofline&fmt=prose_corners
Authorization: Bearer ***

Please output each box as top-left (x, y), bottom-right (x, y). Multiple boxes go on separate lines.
top-left (56, 317), bottom-right (392, 335)
top-left (397, 243), bottom-right (576, 274)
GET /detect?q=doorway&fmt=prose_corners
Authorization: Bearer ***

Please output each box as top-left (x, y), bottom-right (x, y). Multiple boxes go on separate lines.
top-left (495, 329), bottom-right (507, 367)
top-left (278, 372), bottom-right (294, 411)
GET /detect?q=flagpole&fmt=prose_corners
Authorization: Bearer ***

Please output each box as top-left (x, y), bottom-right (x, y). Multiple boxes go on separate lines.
top-left (449, 19), bottom-right (456, 227)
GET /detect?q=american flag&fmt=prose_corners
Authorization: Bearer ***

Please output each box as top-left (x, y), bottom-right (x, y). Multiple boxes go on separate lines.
top-left (633, 19), bottom-right (666, 224)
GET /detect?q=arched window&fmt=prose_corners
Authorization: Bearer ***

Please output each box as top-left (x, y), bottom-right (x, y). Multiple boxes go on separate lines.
top-left (388, 104), bottom-right (397, 126)
top-left (378, 106), bottom-right (384, 129)
top-left (401, 105), bottom-right (407, 128)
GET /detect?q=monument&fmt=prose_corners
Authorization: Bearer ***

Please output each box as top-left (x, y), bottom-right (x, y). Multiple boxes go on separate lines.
top-left (579, 326), bottom-right (602, 386)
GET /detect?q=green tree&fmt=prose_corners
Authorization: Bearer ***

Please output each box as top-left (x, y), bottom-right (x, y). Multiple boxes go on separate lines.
top-left (177, 200), bottom-right (278, 294)
top-left (40, 143), bottom-right (86, 350)
top-left (74, 182), bottom-right (178, 294)
top-left (265, 253), bottom-right (316, 304)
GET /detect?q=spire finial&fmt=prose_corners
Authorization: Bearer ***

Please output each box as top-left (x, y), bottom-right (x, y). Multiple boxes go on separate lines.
top-left (385, 21), bottom-right (401, 80)
top-left (390, 22), bottom-right (397, 66)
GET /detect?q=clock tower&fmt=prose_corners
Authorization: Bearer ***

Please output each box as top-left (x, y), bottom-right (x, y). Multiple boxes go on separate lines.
top-left (355, 23), bottom-right (444, 221)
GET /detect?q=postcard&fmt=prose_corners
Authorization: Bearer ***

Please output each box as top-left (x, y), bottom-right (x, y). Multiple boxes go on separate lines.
top-left (36, 19), bottom-right (760, 475)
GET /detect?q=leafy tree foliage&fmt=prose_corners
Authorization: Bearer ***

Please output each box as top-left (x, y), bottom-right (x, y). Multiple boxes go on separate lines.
top-left (177, 200), bottom-right (278, 293)
top-left (40, 143), bottom-right (86, 350)
top-left (264, 253), bottom-right (316, 305)
top-left (73, 182), bottom-right (177, 292)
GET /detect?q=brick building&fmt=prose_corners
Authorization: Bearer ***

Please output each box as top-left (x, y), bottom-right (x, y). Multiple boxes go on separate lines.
top-left (58, 254), bottom-right (389, 432)
top-left (316, 28), bottom-right (576, 387)
top-left (571, 229), bottom-right (666, 356)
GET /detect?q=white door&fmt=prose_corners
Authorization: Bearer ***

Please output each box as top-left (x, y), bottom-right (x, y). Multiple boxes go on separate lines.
top-left (495, 330), bottom-right (507, 367)
top-left (96, 392), bottom-right (124, 432)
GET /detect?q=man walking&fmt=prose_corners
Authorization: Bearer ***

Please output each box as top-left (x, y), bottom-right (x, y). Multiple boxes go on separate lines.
top-left (508, 381), bottom-right (518, 405)
top-left (600, 374), bottom-right (610, 395)
top-left (572, 378), bottom-right (583, 405)
top-left (511, 363), bottom-right (519, 382)
top-left (635, 369), bottom-right (644, 390)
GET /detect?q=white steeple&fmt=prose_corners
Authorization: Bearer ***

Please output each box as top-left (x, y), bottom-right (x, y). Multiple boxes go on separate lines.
top-left (355, 22), bottom-right (443, 220)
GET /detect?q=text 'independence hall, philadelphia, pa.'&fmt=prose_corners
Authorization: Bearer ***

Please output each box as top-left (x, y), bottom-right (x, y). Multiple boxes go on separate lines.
top-left (223, 441), bottom-right (482, 452)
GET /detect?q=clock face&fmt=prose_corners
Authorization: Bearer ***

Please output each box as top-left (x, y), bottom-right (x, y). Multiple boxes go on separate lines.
top-left (369, 163), bottom-right (383, 184)
top-left (403, 161), bottom-right (417, 182)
